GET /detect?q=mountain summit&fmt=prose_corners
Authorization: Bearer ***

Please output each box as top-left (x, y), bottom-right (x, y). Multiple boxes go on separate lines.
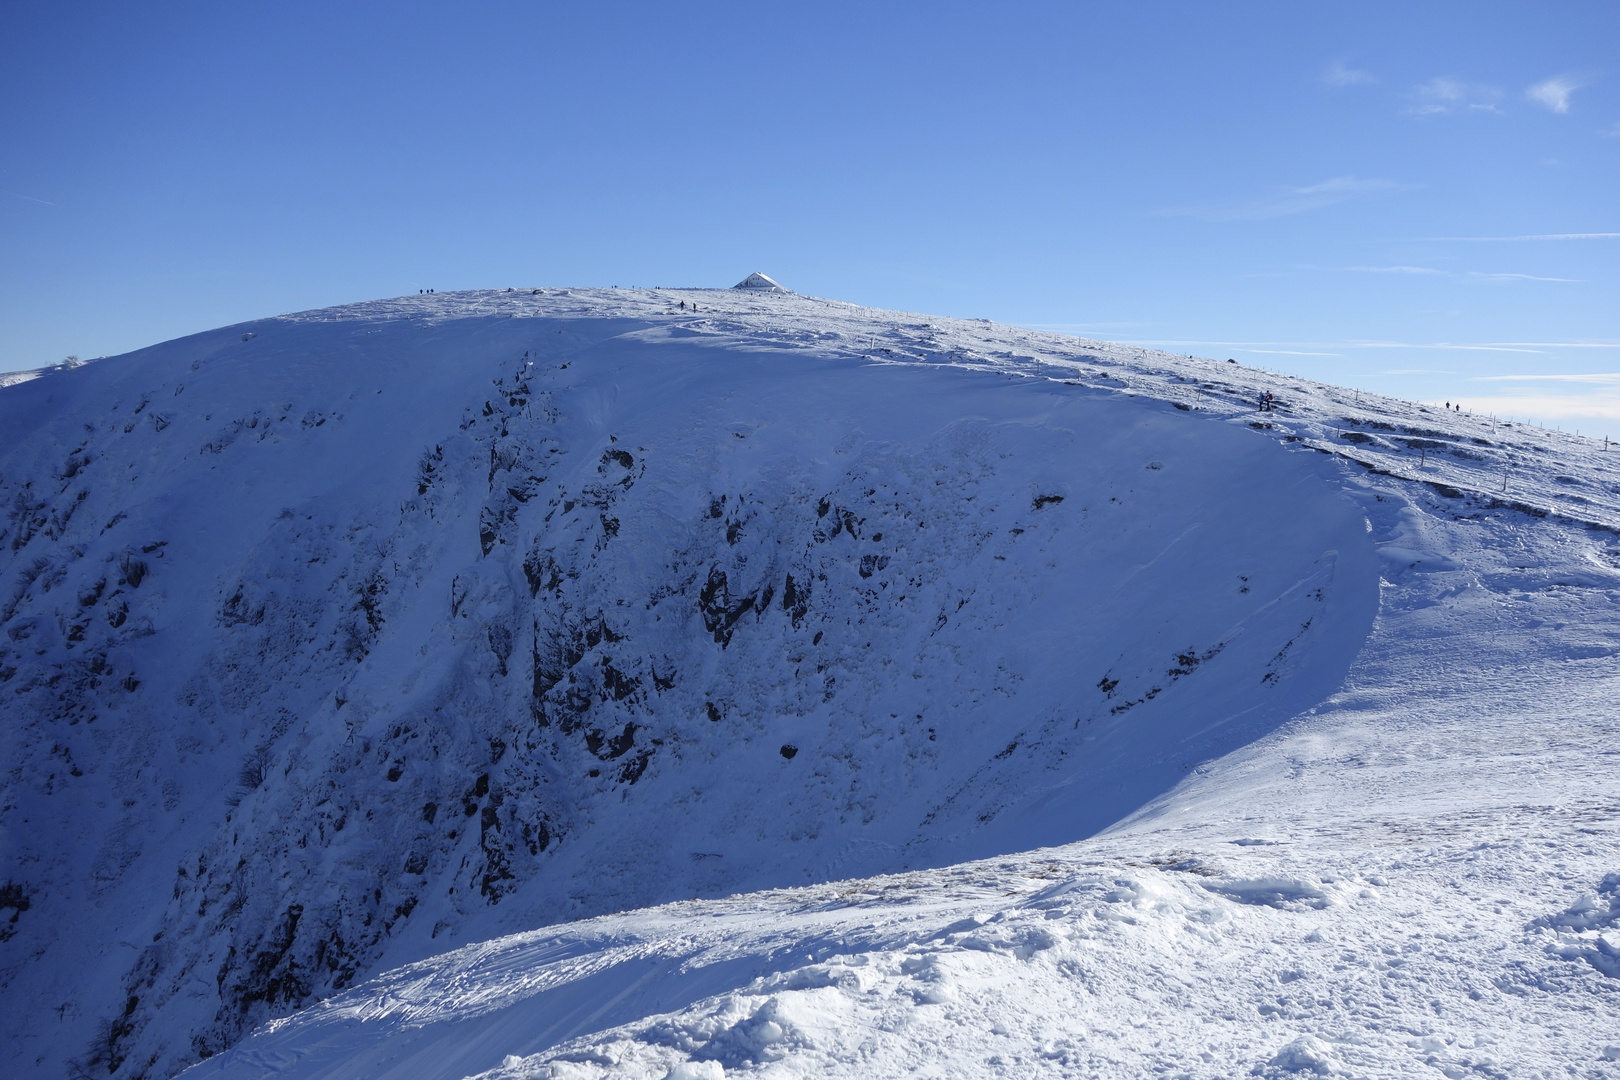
top-left (2, 287), bottom-right (1616, 1080)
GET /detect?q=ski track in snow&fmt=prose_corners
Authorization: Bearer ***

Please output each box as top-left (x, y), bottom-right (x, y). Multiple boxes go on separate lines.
top-left (0, 286), bottom-right (1616, 1079)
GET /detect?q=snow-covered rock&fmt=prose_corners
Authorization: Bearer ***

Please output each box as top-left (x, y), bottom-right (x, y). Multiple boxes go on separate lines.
top-left (2, 286), bottom-right (1617, 1079)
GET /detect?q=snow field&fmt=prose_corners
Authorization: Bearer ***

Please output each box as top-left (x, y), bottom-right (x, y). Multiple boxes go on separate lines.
top-left (2, 285), bottom-right (1617, 1079)
top-left (230, 492), bottom-right (1620, 1080)
top-left (191, 803), bottom-right (1620, 1079)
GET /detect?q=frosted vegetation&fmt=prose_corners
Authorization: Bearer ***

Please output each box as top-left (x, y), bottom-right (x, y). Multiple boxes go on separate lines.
top-left (1, 286), bottom-right (1616, 1079)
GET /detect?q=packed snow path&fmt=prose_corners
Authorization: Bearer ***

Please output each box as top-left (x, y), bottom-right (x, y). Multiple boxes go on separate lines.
top-left (1, 287), bottom-right (1616, 1079)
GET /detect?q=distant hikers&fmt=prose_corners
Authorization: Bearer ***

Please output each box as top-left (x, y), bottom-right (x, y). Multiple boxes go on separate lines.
top-left (1258, 391), bottom-right (1275, 412)
top-left (679, 300), bottom-right (686, 309)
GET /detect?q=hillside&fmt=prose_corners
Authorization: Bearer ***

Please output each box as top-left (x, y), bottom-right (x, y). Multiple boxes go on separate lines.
top-left (2, 286), bottom-right (1617, 1079)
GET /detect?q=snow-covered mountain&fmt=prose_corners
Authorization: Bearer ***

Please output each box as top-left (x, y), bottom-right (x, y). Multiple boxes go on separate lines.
top-left (2, 285), bottom-right (1616, 1079)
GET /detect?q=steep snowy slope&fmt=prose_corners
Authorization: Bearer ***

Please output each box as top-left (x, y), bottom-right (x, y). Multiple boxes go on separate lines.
top-left (2, 286), bottom-right (1615, 1079)
top-left (186, 451), bottom-right (1620, 1080)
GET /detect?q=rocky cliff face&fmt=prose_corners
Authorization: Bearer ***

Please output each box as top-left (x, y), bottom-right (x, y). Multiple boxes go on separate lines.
top-left (0, 289), bottom-right (1377, 1079)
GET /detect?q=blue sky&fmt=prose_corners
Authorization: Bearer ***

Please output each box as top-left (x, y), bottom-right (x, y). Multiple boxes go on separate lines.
top-left (3, 2), bottom-right (1616, 432)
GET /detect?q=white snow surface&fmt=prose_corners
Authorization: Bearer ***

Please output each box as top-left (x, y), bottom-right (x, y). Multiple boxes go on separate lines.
top-left (1, 286), bottom-right (1616, 1079)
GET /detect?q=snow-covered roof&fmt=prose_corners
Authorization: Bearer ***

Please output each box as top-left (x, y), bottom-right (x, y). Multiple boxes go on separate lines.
top-left (733, 271), bottom-right (785, 291)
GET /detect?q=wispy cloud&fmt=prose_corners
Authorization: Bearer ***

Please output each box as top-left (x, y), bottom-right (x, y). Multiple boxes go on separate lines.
top-left (1466, 271), bottom-right (1582, 283)
top-left (1339, 265), bottom-right (1580, 283)
top-left (1452, 393), bottom-right (1620, 423)
top-left (1457, 372), bottom-right (1620, 423)
top-left (1382, 343), bottom-right (1548, 354)
top-left (1322, 60), bottom-right (1375, 88)
top-left (1408, 77), bottom-right (1501, 115)
top-left (1603, 121), bottom-right (1620, 138)
top-left (1164, 176), bottom-right (1399, 221)
top-left (1, 189), bottom-right (55, 206)
top-left (1527, 73), bottom-right (1596, 114)
top-left (1394, 232), bottom-right (1620, 242)
top-left (1474, 374), bottom-right (1620, 386)
top-left (1344, 265), bottom-right (1447, 275)
top-left (1474, 343), bottom-right (1620, 350)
